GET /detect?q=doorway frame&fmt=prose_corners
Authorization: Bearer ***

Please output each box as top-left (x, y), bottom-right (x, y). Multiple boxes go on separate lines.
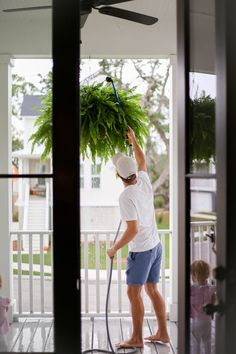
top-left (52, 0), bottom-right (80, 353)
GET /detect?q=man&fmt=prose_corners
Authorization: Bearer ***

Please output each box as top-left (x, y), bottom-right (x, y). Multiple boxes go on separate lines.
top-left (107, 127), bottom-right (170, 349)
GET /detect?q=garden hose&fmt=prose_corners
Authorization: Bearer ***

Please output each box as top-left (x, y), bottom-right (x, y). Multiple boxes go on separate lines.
top-left (82, 78), bottom-right (137, 354)
top-left (105, 77), bottom-right (133, 156)
top-left (82, 220), bottom-right (137, 354)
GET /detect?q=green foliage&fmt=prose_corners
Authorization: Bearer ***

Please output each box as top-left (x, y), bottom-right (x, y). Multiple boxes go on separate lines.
top-left (190, 95), bottom-right (215, 168)
top-left (12, 74), bottom-right (38, 116)
top-left (80, 83), bottom-right (148, 161)
top-left (29, 91), bottom-right (52, 160)
top-left (154, 195), bottom-right (165, 209)
top-left (12, 126), bottom-right (23, 152)
top-left (30, 81), bottom-right (148, 161)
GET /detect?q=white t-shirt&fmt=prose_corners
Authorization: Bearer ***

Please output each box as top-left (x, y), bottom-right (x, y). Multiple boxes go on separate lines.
top-left (119, 171), bottom-right (160, 252)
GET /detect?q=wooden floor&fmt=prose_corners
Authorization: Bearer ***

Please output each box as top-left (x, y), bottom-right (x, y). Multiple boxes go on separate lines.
top-left (2, 318), bottom-right (54, 352)
top-left (82, 317), bottom-right (177, 354)
top-left (1, 317), bottom-right (177, 353)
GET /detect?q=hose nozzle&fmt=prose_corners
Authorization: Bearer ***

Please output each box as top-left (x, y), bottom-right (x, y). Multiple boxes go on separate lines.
top-left (106, 77), bottom-right (113, 83)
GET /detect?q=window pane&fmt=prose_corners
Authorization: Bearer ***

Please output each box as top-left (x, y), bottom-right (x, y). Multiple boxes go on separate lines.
top-left (0, 177), bottom-right (54, 352)
top-left (80, 177), bottom-right (84, 189)
top-left (91, 164), bottom-right (101, 175)
top-left (189, 1), bottom-right (216, 353)
top-left (80, 164), bottom-right (84, 175)
top-left (91, 177), bottom-right (100, 189)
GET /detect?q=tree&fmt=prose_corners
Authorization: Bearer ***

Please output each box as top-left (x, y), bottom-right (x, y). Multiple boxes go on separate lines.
top-left (97, 59), bottom-right (171, 207)
top-left (12, 74), bottom-right (38, 166)
top-left (12, 74), bottom-right (38, 117)
top-left (29, 60), bottom-right (171, 207)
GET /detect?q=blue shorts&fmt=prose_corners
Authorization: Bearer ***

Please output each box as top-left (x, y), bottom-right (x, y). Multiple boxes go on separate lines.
top-left (126, 242), bottom-right (162, 286)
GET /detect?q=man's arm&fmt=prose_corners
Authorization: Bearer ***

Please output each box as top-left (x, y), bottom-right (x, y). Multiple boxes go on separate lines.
top-left (127, 127), bottom-right (147, 172)
top-left (107, 220), bottom-right (138, 258)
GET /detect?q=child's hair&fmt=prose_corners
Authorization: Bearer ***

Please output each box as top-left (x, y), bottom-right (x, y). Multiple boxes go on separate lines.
top-left (191, 260), bottom-right (210, 285)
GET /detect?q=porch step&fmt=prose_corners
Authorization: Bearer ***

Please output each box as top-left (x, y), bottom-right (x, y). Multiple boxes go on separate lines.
top-left (27, 199), bottom-right (47, 230)
top-left (22, 197), bottom-right (50, 251)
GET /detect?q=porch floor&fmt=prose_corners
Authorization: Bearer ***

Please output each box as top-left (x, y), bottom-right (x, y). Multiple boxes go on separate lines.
top-left (2, 317), bottom-right (177, 353)
top-left (3, 318), bottom-right (54, 352)
top-left (82, 317), bottom-right (177, 354)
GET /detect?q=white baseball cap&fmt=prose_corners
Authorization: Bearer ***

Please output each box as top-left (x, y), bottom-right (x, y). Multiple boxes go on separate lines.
top-left (112, 152), bottom-right (137, 179)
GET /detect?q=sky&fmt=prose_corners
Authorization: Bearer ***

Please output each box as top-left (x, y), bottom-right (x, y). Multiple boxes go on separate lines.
top-left (12, 59), bottom-right (52, 90)
top-left (13, 58), bottom-right (216, 98)
top-left (12, 58), bottom-right (216, 136)
top-left (190, 72), bottom-right (216, 98)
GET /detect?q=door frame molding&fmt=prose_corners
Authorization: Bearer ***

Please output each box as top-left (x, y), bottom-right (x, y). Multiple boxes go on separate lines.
top-left (215, 1), bottom-right (236, 353)
top-left (52, 1), bottom-right (80, 353)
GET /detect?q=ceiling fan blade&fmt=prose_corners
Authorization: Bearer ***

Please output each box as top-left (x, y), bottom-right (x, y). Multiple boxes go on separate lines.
top-left (96, 0), bottom-right (133, 5)
top-left (81, 14), bottom-right (89, 28)
top-left (3, 6), bottom-right (52, 13)
top-left (98, 6), bottom-right (158, 25)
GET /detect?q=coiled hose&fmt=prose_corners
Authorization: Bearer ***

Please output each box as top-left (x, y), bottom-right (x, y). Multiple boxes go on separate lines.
top-left (82, 220), bottom-right (137, 354)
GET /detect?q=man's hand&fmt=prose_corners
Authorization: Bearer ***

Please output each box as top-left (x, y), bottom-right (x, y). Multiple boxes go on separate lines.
top-left (127, 127), bottom-right (146, 172)
top-left (107, 246), bottom-right (117, 259)
top-left (127, 127), bottom-right (136, 145)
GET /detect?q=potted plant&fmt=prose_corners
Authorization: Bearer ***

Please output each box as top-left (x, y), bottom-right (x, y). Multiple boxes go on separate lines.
top-left (190, 94), bottom-right (215, 169)
top-left (30, 82), bottom-right (148, 161)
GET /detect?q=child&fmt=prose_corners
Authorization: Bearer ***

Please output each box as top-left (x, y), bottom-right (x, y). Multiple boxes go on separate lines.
top-left (0, 275), bottom-right (10, 352)
top-left (190, 260), bottom-right (216, 354)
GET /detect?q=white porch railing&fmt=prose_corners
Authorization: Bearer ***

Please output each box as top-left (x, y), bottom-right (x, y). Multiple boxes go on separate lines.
top-left (80, 230), bottom-right (172, 317)
top-left (190, 221), bottom-right (217, 268)
top-left (10, 221), bottom-right (217, 318)
top-left (10, 231), bottom-right (53, 318)
top-left (22, 181), bottom-right (30, 230)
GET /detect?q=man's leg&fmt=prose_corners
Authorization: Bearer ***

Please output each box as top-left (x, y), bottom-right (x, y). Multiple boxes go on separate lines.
top-left (144, 282), bottom-right (170, 342)
top-left (116, 285), bottom-right (144, 348)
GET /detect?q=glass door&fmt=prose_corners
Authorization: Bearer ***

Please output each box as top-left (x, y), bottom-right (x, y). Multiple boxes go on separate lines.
top-left (188, 2), bottom-right (217, 354)
top-left (178, 0), bottom-right (236, 353)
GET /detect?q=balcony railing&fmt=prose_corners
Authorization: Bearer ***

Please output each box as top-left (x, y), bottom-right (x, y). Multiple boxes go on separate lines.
top-left (81, 229), bottom-right (171, 317)
top-left (10, 231), bottom-right (53, 318)
top-left (10, 221), bottom-right (216, 318)
top-left (190, 221), bottom-right (216, 268)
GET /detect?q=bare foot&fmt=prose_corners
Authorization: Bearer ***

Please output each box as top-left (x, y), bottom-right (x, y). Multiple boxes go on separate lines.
top-left (115, 339), bottom-right (144, 348)
top-left (144, 332), bottom-right (170, 344)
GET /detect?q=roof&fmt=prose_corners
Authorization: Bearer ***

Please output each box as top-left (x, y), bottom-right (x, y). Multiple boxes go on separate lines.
top-left (21, 95), bottom-right (43, 117)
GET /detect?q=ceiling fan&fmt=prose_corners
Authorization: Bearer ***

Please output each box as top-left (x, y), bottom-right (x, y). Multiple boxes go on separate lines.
top-left (3, 0), bottom-right (158, 28)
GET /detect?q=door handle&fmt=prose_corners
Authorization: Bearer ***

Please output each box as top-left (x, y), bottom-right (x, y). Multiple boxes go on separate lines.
top-left (213, 265), bottom-right (226, 281)
top-left (203, 301), bottom-right (225, 316)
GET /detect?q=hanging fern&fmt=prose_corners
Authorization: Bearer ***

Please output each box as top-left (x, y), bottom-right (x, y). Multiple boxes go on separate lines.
top-left (29, 91), bottom-right (52, 160)
top-left (190, 94), bottom-right (215, 168)
top-left (30, 82), bottom-right (148, 161)
top-left (80, 83), bottom-right (148, 161)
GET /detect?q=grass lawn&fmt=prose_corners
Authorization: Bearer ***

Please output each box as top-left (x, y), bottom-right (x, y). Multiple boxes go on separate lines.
top-left (80, 236), bottom-right (170, 270)
top-left (13, 269), bottom-right (51, 277)
top-left (13, 252), bottom-right (52, 266)
top-left (80, 218), bottom-right (171, 270)
top-left (12, 215), bottom-right (171, 272)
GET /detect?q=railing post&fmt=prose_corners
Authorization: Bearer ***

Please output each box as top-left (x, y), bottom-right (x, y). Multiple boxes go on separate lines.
top-left (169, 54), bottom-right (178, 322)
top-left (0, 55), bottom-right (15, 323)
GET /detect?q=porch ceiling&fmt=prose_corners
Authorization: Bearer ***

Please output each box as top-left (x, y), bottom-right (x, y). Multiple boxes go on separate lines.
top-left (0, 0), bottom-right (177, 58)
top-left (0, 0), bottom-right (215, 73)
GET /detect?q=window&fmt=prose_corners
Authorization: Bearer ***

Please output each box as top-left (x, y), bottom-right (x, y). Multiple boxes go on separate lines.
top-left (80, 164), bottom-right (84, 189)
top-left (91, 163), bottom-right (101, 189)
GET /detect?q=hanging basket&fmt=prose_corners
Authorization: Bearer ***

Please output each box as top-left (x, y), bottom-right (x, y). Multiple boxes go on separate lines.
top-left (190, 95), bottom-right (215, 168)
top-left (30, 82), bottom-right (148, 161)
top-left (80, 83), bottom-right (148, 161)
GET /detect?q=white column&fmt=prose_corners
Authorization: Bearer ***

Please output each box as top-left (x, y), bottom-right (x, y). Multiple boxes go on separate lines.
top-left (0, 55), bottom-right (14, 302)
top-left (169, 55), bottom-right (178, 322)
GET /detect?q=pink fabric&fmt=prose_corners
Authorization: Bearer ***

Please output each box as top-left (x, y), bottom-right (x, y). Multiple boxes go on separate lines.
top-left (191, 283), bottom-right (216, 320)
top-left (0, 296), bottom-right (10, 334)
